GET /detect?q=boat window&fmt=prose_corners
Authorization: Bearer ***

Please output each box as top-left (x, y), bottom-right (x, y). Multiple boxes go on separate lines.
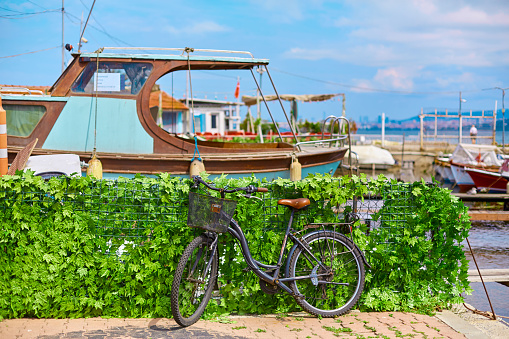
top-left (4, 104), bottom-right (46, 137)
top-left (71, 62), bottom-right (153, 95)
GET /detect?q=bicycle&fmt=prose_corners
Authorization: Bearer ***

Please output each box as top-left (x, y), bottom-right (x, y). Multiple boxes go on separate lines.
top-left (171, 176), bottom-right (368, 327)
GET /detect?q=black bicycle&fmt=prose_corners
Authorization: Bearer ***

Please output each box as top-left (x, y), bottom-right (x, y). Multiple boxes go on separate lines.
top-left (171, 176), bottom-right (368, 327)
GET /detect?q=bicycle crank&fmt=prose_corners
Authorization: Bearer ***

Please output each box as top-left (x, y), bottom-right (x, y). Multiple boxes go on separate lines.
top-left (259, 279), bottom-right (280, 294)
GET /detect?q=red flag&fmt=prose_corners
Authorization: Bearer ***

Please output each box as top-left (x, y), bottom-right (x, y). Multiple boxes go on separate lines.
top-left (234, 80), bottom-right (240, 99)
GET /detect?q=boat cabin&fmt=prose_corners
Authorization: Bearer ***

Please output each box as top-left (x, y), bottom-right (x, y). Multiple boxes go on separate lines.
top-left (1, 47), bottom-right (348, 178)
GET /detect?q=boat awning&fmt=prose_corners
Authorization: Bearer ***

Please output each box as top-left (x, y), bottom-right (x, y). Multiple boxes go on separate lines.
top-left (346, 145), bottom-right (395, 166)
top-left (451, 143), bottom-right (502, 167)
top-left (241, 94), bottom-right (342, 107)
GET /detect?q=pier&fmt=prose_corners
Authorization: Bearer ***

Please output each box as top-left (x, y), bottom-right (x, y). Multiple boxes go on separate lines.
top-left (468, 269), bottom-right (509, 287)
top-left (453, 193), bottom-right (509, 220)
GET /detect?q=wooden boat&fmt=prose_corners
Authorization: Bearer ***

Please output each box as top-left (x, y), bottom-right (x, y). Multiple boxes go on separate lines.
top-left (434, 157), bottom-right (454, 183)
top-left (465, 160), bottom-right (509, 193)
top-left (438, 144), bottom-right (502, 192)
top-left (465, 167), bottom-right (509, 193)
top-left (1, 47), bottom-right (348, 179)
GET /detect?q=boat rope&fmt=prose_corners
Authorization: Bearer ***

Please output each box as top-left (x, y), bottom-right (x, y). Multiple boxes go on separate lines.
top-left (185, 47), bottom-right (202, 162)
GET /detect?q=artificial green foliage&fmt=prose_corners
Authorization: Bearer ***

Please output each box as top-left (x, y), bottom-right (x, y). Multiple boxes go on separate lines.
top-left (0, 172), bottom-right (470, 319)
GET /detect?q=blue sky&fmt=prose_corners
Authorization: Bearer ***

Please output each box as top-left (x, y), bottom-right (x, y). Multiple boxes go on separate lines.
top-left (1, 0), bottom-right (508, 123)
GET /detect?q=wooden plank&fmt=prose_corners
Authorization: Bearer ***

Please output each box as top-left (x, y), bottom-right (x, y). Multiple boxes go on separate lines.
top-left (468, 211), bottom-right (509, 221)
top-left (468, 269), bottom-right (509, 283)
top-left (454, 193), bottom-right (509, 202)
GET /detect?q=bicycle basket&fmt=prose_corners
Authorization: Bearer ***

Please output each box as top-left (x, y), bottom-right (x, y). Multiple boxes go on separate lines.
top-left (187, 192), bottom-right (237, 233)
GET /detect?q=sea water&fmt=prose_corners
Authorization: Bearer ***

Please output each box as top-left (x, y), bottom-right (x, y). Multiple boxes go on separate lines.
top-left (463, 221), bottom-right (509, 319)
top-left (351, 166), bottom-right (509, 318)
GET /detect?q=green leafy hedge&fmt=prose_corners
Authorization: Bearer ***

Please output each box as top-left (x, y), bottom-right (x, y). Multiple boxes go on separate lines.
top-left (0, 172), bottom-right (471, 319)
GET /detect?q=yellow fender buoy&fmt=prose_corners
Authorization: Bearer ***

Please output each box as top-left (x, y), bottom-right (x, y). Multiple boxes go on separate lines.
top-left (290, 154), bottom-right (301, 181)
top-left (189, 159), bottom-right (205, 178)
top-left (86, 149), bottom-right (103, 179)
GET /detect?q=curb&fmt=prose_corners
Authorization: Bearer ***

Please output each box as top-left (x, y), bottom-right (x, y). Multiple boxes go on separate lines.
top-left (435, 310), bottom-right (486, 339)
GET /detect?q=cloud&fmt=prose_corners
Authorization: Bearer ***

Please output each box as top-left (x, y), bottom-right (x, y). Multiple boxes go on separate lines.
top-left (287, 0), bottom-right (509, 69)
top-left (373, 67), bottom-right (418, 90)
top-left (248, 0), bottom-right (327, 23)
top-left (351, 66), bottom-right (423, 92)
top-left (164, 21), bottom-right (230, 36)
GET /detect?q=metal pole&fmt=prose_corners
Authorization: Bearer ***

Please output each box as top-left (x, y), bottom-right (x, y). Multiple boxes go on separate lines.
top-left (381, 112), bottom-right (385, 148)
top-left (78, 0), bottom-right (96, 53)
top-left (459, 91), bottom-right (463, 144)
top-left (256, 67), bottom-right (265, 120)
top-left (420, 113), bottom-right (424, 150)
top-left (503, 89), bottom-right (506, 152)
top-left (249, 68), bottom-right (283, 142)
top-left (401, 132), bottom-right (405, 179)
top-left (466, 237), bottom-right (497, 320)
top-left (434, 109), bottom-right (437, 142)
top-left (494, 87), bottom-right (509, 152)
top-left (61, 0), bottom-right (64, 72)
top-left (502, 90), bottom-right (505, 152)
top-left (263, 66), bottom-right (300, 149)
top-left (493, 101), bottom-right (497, 146)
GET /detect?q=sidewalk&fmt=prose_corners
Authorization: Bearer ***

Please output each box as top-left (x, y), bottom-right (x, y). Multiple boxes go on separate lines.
top-left (1, 308), bottom-right (507, 338)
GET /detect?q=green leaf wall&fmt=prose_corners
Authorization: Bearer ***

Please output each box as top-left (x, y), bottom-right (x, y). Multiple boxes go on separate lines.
top-left (0, 172), bottom-right (471, 319)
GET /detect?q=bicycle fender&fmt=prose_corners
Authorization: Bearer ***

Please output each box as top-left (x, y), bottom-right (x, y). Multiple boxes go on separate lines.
top-left (284, 230), bottom-right (371, 278)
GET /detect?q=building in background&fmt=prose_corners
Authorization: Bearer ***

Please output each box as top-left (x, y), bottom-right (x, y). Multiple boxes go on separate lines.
top-left (149, 90), bottom-right (189, 134)
top-left (179, 98), bottom-right (242, 136)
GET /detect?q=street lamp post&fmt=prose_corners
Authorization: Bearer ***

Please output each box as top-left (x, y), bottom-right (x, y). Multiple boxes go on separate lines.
top-left (459, 91), bottom-right (466, 144)
top-left (495, 87), bottom-right (509, 152)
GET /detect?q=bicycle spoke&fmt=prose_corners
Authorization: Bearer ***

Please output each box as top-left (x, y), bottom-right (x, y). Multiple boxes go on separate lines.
top-left (171, 235), bottom-right (218, 327)
top-left (289, 231), bottom-right (365, 317)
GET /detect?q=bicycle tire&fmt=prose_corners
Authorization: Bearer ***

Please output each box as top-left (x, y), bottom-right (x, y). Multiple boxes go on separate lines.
top-left (171, 234), bottom-right (219, 327)
top-left (288, 230), bottom-right (365, 317)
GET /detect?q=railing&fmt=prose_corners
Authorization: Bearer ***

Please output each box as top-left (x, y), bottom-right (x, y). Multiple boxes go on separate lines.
top-left (99, 47), bottom-right (256, 59)
top-left (0, 87), bottom-right (44, 95)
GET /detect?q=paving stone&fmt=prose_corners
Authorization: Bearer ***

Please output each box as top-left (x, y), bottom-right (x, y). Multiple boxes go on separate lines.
top-left (0, 310), bottom-right (503, 339)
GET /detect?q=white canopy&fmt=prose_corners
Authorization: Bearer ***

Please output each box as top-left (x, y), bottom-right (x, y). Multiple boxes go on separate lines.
top-left (241, 93), bottom-right (342, 107)
top-left (451, 143), bottom-right (502, 167)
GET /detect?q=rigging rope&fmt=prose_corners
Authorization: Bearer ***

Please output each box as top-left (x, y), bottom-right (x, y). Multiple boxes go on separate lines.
top-left (94, 52), bottom-right (99, 152)
top-left (185, 47), bottom-right (202, 162)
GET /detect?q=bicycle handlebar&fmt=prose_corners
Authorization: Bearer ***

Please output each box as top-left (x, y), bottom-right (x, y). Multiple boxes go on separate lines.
top-left (192, 176), bottom-right (268, 194)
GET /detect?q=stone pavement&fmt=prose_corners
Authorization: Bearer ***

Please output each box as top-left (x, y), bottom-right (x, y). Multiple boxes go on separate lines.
top-left (0, 310), bottom-right (484, 339)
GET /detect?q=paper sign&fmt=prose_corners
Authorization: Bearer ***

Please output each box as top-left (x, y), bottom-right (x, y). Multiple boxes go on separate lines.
top-left (94, 73), bottom-right (121, 91)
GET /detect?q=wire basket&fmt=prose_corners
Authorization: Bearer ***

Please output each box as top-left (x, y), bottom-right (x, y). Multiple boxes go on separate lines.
top-left (187, 192), bottom-right (237, 233)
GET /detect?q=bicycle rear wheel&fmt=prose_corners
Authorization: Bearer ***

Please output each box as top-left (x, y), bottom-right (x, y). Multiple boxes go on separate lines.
top-left (288, 230), bottom-right (365, 318)
top-left (171, 234), bottom-right (219, 326)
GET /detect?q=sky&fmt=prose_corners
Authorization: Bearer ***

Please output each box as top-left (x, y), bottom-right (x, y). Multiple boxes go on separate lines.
top-left (1, 0), bottom-right (508, 123)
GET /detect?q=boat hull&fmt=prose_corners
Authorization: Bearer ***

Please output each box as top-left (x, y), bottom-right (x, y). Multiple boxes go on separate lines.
top-left (465, 168), bottom-right (509, 193)
top-left (8, 146), bottom-right (347, 180)
top-left (450, 164), bottom-right (475, 192)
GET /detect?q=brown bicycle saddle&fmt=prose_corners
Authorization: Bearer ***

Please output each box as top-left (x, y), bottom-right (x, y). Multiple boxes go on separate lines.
top-left (277, 198), bottom-right (310, 210)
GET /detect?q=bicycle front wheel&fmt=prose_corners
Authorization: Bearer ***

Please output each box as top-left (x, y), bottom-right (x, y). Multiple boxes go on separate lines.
top-left (288, 230), bottom-right (365, 318)
top-left (171, 234), bottom-right (219, 327)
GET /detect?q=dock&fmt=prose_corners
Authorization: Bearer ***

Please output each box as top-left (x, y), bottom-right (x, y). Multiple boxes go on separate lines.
top-left (454, 193), bottom-right (509, 203)
top-left (468, 269), bottom-right (509, 287)
top-left (468, 210), bottom-right (509, 221)
top-left (452, 193), bottom-right (509, 220)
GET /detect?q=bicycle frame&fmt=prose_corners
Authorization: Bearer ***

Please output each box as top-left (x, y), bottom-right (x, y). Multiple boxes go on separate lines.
top-left (224, 208), bottom-right (338, 296)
